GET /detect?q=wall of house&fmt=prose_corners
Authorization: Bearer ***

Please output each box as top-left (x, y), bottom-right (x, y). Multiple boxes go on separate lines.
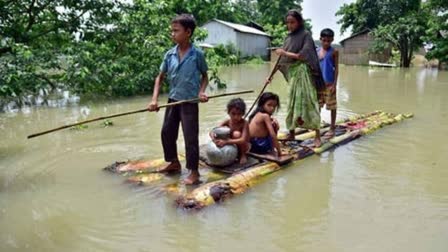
top-left (202, 22), bottom-right (237, 47)
top-left (341, 33), bottom-right (390, 65)
top-left (236, 32), bottom-right (270, 58)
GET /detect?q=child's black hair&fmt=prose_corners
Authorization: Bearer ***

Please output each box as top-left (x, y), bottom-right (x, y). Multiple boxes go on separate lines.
top-left (172, 14), bottom-right (196, 36)
top-left (285, 9), bottom-right (304, 23)
top-left (249, 92), bottom-right (280, 122)
top-left (227, 98), bottom-right (246, 114)
top-left (320, 28), bottom-right (335, 38)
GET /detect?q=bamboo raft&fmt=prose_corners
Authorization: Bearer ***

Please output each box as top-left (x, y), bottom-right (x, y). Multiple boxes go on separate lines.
top-left (103, 111), bottom-right (413, 210)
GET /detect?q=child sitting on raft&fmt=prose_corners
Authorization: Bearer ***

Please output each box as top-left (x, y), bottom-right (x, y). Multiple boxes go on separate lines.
top-left (210, 98), bottom-right (250, 164)
top-left (248, 92), bottom-right (282, 156)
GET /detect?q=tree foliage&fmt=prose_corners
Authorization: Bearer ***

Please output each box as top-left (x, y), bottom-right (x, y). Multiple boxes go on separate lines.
top-left (336, 0), bottom-right (422, 34)
top-left (336, 0), bottom-right (428, 67)
top-left (257, 0), bottom-right (302, 25)
top-left (373, 14), bottom-right (427, 67)
top-left (424, 0), bottom-right (448, 67)
top-left (0, 0), bottom-right (120, 106)
top-left (0, 0), bottom-right (310, 110)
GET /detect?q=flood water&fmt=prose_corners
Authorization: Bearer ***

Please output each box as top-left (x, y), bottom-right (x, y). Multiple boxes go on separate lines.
top-left (1, 64), bottom-right (447, 251)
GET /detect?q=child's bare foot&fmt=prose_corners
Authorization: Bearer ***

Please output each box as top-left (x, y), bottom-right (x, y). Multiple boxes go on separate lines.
top-left (314, 137), bottom-right (322, 148)
top-left (324, 129), bottom-right (335, 138)
top-left (239, 154), bottom-right (248, 165)
top-left (156, 161), bottom-right (181, 173)
top-left (297, 117), bottom-right (304, 126)
top-left (184, 170), bottom-right (200, 185)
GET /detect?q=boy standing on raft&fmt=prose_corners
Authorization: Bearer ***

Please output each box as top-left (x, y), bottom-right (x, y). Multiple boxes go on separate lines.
top-left (317, 28), bottom-right (339, 138)
top-left (148, 14), bottom-right (209, 185)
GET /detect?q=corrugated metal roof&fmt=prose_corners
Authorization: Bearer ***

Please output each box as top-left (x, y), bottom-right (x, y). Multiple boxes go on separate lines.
top-left (208, 19), bottom-right (271, 37)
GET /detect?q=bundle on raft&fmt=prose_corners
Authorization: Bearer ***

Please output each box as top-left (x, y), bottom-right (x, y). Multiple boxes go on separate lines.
top-left (176, 111), bottom-right (413, 210)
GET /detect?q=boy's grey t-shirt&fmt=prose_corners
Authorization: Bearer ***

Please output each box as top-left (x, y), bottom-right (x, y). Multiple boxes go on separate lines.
top-left (160, 44), bottom-right (208, 101)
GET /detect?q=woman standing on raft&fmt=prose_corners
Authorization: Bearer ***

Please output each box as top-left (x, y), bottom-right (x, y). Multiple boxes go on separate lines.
top-left (268, 10), bottom-right (325, 147)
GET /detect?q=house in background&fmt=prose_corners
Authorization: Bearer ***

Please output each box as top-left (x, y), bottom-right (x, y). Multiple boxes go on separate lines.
top-left (339, 29), bottom-right (391, 65)
top-left (201, 19), bottom-right (271, 59)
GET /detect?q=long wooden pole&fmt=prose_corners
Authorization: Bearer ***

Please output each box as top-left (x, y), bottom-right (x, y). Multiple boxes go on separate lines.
top-left (244, 56), bottom-right (282, 119)
top-left (27, 90), bottom-right (254, 139)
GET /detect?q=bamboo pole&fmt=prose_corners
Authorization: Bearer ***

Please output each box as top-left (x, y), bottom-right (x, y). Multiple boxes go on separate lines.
top-left (27, 90), bottom-right (254, 139)
top-left (244, 56), bottom-right (282, 119)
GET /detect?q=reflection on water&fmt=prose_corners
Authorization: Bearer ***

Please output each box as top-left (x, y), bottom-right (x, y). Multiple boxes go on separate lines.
top-left (1, 90), bottom-right (80, 113)
top-left (1, 64), bottom-right (448, 252)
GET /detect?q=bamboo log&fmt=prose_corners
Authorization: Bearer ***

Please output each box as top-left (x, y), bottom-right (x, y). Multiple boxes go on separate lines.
top-left (104, 157), bottom-right (171, 173)
top-left (281, 111), bottom-right (384, 141)
top-left (177, 162), bottom-right (281, 209)
top-left (176, 112), bottom-right (413, 210)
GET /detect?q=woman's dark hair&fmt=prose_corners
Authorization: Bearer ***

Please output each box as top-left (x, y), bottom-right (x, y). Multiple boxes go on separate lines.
top-left (320, 28), bottom-right (335, 38)
top-left (248, 92), bottom-right (280, 122)
top-left (285, 9), bottom-right (304, 23)
top-left (227, 98), bottom-right (246, 114)
top-left (172, 14), bottom-right (196, 35)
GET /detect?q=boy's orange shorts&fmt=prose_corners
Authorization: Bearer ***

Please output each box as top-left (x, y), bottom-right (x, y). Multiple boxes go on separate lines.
top-left (319, 85), bottom-right (337, 111)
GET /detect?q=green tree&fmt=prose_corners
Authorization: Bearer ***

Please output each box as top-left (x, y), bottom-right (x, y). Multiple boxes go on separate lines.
top-left (336, 0), bottom-right (421, 34)
top-left (65, 0), bottom-right (172, 97)
top-left (0, 0), bottom-right (249, 109)
top-left (0, 0), bottom-right (313, 110)
top-left (424, 0), bottom-right (448, 68)
top-left (373, 14), bottom-right (427, 67)
top-left (336, 0), bottom-right (427, 67)
top-left (67, 0), bottom-right (246, 97)
top-left (171, 0), bottom-right (239, 24)
top-left (255, 0), bottom-right (312, 47)
top-left (336, 0), bottom-right (380, 34)
top-left (233, 0), bottom-right (260, 24)
top-left (0, 0), bottom-right (121, 107)
top-left (257, 0), bottom-right (302, 25)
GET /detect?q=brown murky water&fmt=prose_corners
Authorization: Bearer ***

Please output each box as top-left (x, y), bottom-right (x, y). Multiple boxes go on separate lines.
top-left (1, 64), bottom-right (447, 251)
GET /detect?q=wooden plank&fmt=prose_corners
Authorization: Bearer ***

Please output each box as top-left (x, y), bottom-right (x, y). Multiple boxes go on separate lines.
top-left (247, 152), bottom-right (293, 165)
top-left (211, 157), bottom-right (261, 174)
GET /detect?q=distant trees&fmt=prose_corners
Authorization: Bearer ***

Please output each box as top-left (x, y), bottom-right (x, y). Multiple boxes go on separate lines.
top-left (336, 0), bottom-right (427, 68)
top-left (424, 0), bottom-right (448, 68)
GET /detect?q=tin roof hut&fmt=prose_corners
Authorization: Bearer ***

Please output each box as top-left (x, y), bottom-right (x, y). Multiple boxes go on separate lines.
top-left (201, 19), bottom-right (271, 59)
top-left (339, 29), bottom-right (391, 65)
